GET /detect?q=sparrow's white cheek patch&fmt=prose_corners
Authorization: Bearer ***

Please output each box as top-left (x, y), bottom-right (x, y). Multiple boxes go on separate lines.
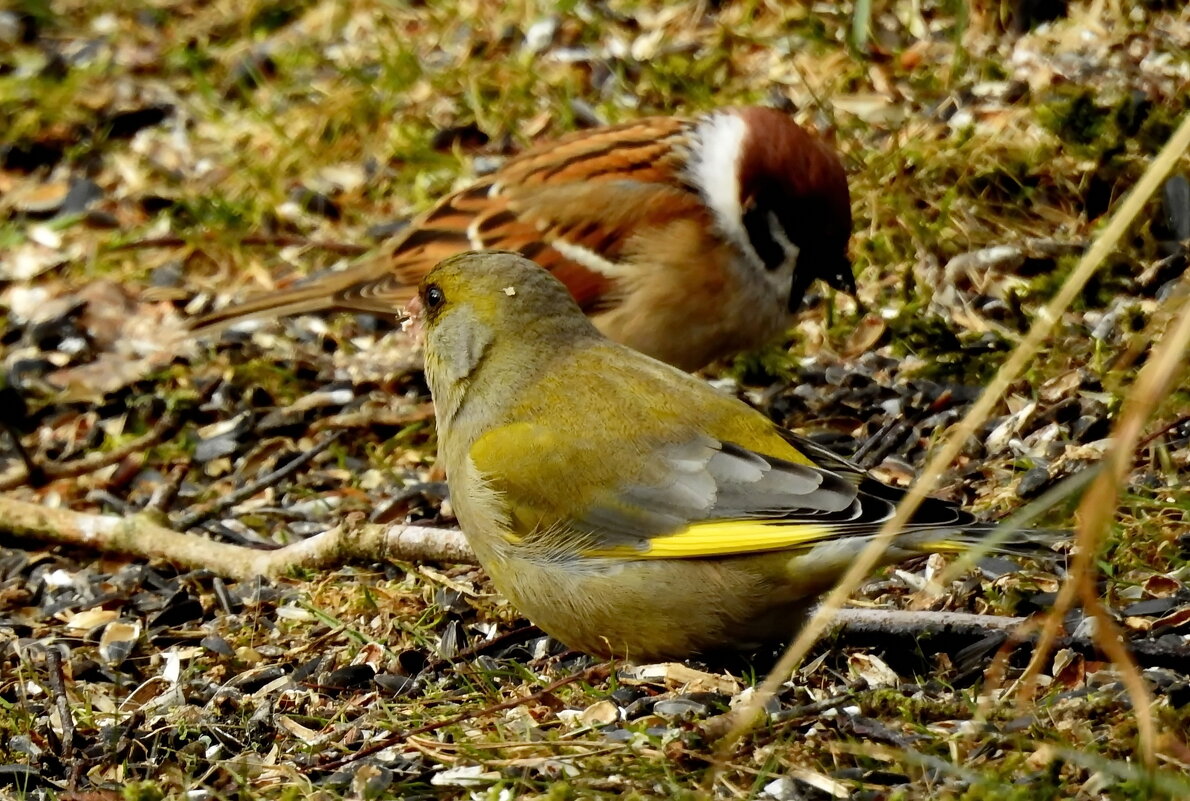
top-left (688, 113), bottom-right (753, 262)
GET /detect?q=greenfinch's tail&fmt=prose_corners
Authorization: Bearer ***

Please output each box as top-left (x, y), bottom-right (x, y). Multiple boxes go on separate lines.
top-left (908, 523), bottom-right (1068, 557)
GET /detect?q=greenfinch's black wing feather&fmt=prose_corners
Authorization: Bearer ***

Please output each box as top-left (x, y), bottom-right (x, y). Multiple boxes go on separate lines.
top-left (778, 429), bottom-right (976, 527)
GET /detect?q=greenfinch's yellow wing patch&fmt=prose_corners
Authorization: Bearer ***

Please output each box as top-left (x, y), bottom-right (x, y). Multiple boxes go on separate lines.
top-left (582, 519), bottom-right (837, 558)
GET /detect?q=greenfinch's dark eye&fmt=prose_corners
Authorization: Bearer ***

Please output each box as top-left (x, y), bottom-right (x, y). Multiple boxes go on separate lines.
top-left (424, 284), bottom-right (445, 311)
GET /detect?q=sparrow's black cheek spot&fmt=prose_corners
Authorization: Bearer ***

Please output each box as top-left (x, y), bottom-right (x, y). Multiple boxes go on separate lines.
top-left (742, 200), bottom-right (789, 272)
top-left (786, 256), bottom-right (817, 313)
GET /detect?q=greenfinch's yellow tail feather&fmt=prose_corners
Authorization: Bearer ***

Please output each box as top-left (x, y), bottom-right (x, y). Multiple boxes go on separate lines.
top-left (916, 525), bottom-right (1068, 556)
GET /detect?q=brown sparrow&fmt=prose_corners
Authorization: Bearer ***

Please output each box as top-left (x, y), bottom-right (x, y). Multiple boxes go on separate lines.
top-left (192, 106), bottom-right (853, 371)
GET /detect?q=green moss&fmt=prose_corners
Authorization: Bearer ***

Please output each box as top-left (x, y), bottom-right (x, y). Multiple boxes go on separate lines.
top-left (248, 0), bottom-right (311, 33)
top-left (122, 781), bottom-right (166, 801)
top-left (958, 767), bottom-right (1065, 801)
top-left (729, 344), bottom-right (797, 385)
top-left (168, 194), bottom-right (270, 232)
top-left (1038, 89), bottom-right (1111, 147)
top-left (859, 687), bottom-right (975, 723)
top-left (881, 306), bottom-right (1014, 385)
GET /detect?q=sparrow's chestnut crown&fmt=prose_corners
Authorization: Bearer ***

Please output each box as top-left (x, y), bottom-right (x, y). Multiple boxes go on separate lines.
top-left (735, 107), bottom-right (854, 309)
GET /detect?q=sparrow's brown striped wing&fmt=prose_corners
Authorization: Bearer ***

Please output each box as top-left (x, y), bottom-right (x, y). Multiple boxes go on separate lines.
top-left (339, 115), bottom-right (705, 315)
top-left (191, 116), bottom-right (705, 331)
top-left (489, 115), bottom-right (694, 187)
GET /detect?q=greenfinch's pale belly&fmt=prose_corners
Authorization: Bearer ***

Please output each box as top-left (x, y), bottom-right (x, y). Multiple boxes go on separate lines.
top-left (488, 549), bottom-right (817, 660)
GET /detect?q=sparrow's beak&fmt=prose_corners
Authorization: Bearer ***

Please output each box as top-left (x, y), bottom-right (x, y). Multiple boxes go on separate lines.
top-left (824, 256), bottom-right (856, 296)
top-left (787, 256), bottom-right (857, 312)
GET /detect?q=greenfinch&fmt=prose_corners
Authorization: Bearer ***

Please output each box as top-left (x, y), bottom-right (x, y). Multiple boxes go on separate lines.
top-left (408, 251), bottom-right (1055, 661)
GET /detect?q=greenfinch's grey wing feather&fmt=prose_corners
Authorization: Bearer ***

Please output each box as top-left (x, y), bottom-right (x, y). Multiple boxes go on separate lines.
top-left (710, 443), bottom-right (857, 515)
top-left (615, 439), bottom-right (858, 521)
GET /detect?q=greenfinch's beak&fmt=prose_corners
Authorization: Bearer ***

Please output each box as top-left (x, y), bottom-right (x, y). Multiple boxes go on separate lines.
top-left (401, 295), bottom-right (426, 345)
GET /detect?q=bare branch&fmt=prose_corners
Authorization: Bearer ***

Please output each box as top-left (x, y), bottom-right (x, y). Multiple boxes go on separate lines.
top-left (0, 494), bottom-right (474, 580)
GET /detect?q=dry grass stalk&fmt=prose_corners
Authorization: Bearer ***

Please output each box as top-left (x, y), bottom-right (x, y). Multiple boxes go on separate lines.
top-left (708, 109), bottom-right (1190, 766)
top-left (1020, 288), bottom-right (1190, 768)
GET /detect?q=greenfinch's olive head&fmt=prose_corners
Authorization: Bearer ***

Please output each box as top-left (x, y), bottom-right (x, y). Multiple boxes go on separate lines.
top-left (412, 251), bottom-right (600, 407)
top-left (413, 250), bottom-right (586, 334)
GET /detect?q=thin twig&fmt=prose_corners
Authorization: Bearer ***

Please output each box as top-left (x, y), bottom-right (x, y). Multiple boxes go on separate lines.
top-left (0, 494), bottom-right (473, 579)
top-left (173, 432), bottom-right (343, 531)
top-left (829, 608), bottom-right (1027, 639)
top-left (1020, 285), bottom-right (1190, 767)
top-left (1, 422), bottom-right (45, 486)
top-left (835, 608), bottom-right (1189, 666)
top-left (309, 405), bottom-right (435, 432)
top-left (1136, 415), bottom-right (1190, 450)
top-left (0, 412), bottom-right (183, 491)
top-left (143, 463), bottom-right (189, 515)
top-left (45, 648), bottom-right (75, 764)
